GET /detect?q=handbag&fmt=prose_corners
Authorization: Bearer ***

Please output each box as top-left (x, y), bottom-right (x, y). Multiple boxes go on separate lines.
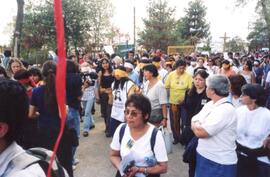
top-left (160, 126), bottom-right (173, 154)
top-left (182, 137), bottom-right (198, 163)
top-left (149, 109), bottom-right (163, 124)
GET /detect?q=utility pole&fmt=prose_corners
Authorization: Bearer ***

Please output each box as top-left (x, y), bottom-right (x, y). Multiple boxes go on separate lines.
top-left (133, 5), bottom-right (136, 51)
top-left (220, 32), bottom-right (230, 52)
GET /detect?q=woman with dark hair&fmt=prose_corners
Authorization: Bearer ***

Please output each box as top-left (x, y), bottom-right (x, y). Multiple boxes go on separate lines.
top-left (142, 64), bottom-right (167, 127)
top-left (0, 65), bottom-right (9, 79)
top-left (228, 75), bottom-right (247, 107)
top-left (219, 60), bottom-right (237, 77)
top-left (181, 70), bottom-right (210, 177)
top-left (14, 69), bottom-right (36, 98)
top-left (97, 58), bottom-right (114, 136)
top-left (28, 67), bottom-right (43, 86)
top-left (236, 84), bottom-right (270, 177)
top-left (29, 60), bottom-right (77, 177)
top-left (239, 60), bottom-right (256, 84)
top-left (109, 66), bottom-right (138, 137)
top-left (110, 94), bottom-right (168, 177)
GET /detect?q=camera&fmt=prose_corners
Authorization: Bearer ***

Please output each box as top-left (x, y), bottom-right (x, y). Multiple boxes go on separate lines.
top-left (81, 72), bottom-right (98, 86)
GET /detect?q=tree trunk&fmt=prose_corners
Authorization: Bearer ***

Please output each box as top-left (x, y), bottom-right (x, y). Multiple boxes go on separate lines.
top-left (14, 0), bottom-right (25, 58)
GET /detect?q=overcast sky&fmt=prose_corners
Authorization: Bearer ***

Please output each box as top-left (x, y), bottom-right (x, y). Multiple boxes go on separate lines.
top-left (0, 0), bottom-right (258, 48)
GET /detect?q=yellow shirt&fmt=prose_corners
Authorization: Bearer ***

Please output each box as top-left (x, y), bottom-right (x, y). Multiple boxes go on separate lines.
top-left (165, 70), bottom-right (193, 104)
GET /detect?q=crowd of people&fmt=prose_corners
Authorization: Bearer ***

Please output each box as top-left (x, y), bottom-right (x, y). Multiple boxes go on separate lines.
top-left (1, 48), bottom-right (270, 177)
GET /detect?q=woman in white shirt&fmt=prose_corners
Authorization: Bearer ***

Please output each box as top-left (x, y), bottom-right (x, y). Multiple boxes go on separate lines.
top-left (110, 94), bottom-right (168, 177)
top-left (191, 75), bottom-right (237, 177)
top-left (142, 64), bottom-right (167, 127)
top-left (109, 66), bottom-right (138, 137)
top-left (236, 84), bottom-right (270, 177)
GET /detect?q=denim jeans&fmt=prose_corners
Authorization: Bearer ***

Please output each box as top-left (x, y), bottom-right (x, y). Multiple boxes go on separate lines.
top-left (82, 98), bottom-right (95, 132)
top-left (195, 152), bottom-right (237, 177)
top-left (66, 107), bottom-right (80, 138)
top-left (66, 107), bottom-right (80, 164)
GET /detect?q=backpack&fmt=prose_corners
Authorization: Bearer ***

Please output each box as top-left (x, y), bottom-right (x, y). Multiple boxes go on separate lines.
top-left (12, 147), bottom-right (69, 177)
top-left (119, 123), bottom-right (158, 154)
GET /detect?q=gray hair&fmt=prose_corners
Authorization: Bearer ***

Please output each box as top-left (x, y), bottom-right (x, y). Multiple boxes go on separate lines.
top-left (206, 75), bottom-right (230, 97)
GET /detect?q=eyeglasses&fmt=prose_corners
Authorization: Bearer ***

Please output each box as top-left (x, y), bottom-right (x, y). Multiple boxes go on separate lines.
top-left (124, 110), bottom-right (142, 117)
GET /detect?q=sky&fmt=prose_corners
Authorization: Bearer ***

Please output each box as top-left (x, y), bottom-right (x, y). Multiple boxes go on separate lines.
top-left (0, 0), bottom-right (258, 51)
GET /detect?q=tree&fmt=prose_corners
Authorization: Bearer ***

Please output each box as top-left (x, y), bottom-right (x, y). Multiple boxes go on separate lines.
top-left (176, 0), bottom-right (210, 45)
top-left (247, 19), bottom-right (269, 50)
top-left (226, 36), bottom-right (246, 52)
top-left (237, 0), bottom-right (270, 48)
top-left (20, 0), bottom-right (113, 60)
top-left (14, 0), bottom-right (25, 57)
top-left (138, 0), bottom-right (177, 51)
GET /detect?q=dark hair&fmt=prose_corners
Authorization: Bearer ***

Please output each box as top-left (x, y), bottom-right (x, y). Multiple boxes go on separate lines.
top-left (152, 56), bottom-right (161, 62)
top-left (113, 66), bottom-right (130, 90)
top-left (241, 84), bottom-right (266, 106)
top-left (174, 59), bottom-right (186, 68)
top-left (125, 94), bottom-right (151, 123)
top-left (143, 64), bottom-right (158, 77)
top-left (28, 67), bottom-right (42, 80)
top-left (222, 60), bottom-right (230, 65)
top-left (101, 58), bottom-right (113, 74)
top-left (229, 75), bottom-right (247, 97)
top-left (0, 66), bottom-right (9, 79)
top-left (42, 60), bottom-right (58, 114)
top-left (4, 50), bottom-right (11, 57)
top-left (66, 60), bottom-right (80, 73)
top-left (188, 70), bottom-right (209, 96)
top-left (14, 69), bottom-right (31, 80)
top-left (244, 60), bottom-right (253, 71)
top-left (0, 80), bottom-right (28, 145)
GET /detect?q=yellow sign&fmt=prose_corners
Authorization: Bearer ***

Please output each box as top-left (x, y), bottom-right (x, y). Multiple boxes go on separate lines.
top-left (167, 45), bottom-right (195, 55)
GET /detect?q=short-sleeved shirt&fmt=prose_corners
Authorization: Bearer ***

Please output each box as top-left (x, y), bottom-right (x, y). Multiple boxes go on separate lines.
top-left (192, 97), bottom-right (237, 165)
top-left (31, 86), bottom-right (60, 129)
top-left (142, 80), bottom-right (167, 110)
top-left (165, 71), bottom-right (192, 104)
top-left (110, 123), bottom-right (168, 173)
top-left (236, 106), bottom-right (270, 164)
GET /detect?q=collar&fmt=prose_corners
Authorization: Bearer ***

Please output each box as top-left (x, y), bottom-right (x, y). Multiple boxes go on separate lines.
top-left (213, 97), bottom-right (230, 107)
top-left (0, 142), bottom-right (24, 176)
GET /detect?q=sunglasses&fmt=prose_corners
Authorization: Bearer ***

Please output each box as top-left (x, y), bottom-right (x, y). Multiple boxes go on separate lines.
top-left (124, 110), bottom-right (142, 117)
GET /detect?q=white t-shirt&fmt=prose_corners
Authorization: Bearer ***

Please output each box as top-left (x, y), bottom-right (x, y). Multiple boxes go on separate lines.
top-left (236, 106), bottom-right (270, 164)
top-left (110, 123), bottom-right (168, 170)
top-left (142, 80), bottom-right (167, 110)
top-left (158, 68), bottom-right (168, 83)
top-left (111, 80), bottom-right (135, 122)
top-left (192, 97), bottom-right (238, 165)
top-left (265, 71), bottom-right (270, 83)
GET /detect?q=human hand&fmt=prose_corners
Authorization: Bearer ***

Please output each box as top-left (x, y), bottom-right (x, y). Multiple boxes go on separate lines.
top-left (123, 166), bottom-right (139, 177)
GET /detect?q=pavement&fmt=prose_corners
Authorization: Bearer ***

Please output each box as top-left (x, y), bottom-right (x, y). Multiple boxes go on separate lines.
top-left (74, 110), bottom-right (189, 177)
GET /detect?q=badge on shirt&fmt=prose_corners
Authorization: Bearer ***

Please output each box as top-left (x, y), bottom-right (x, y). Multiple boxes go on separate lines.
top-left (201, 99), bottom-right (207, 105)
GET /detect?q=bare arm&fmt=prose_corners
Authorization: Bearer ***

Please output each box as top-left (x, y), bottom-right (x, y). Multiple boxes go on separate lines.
top-left (110, 149), bottom-right (121, 171)
top-left (28, 105), bottom-right (38, 119)
top-left (191, 121), bottom-right (209, 138)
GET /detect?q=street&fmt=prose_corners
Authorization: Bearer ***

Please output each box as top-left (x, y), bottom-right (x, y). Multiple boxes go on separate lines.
top-left (74, 110), bottom-right (189, 177)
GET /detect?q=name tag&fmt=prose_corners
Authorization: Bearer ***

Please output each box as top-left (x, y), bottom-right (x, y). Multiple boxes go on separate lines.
top-left (201, 99), bottom-right (207, 105)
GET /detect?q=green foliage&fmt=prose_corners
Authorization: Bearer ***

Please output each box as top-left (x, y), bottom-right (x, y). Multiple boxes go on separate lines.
top-left (138, 0), bottom-right (177, 51)
top-left (226, 36), bottom-right (246, 52)
top-left (236, 0), bottom-right (270, 48)
top-left (176, 0), bottom-right (210, 45)
top-left (20, 0), bottom-right (113, 61)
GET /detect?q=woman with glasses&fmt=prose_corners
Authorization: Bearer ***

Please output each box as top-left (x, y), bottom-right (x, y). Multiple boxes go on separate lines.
top-left (236, 84), bottom-right (270, 177)
top-left (97, 58), bottom-right (114, 137)
top-left (110, 94), bottom-right (168, 177)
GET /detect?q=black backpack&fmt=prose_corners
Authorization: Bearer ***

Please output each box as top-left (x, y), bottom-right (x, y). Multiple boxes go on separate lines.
top-left (12, 147), bottom-right (69, 177)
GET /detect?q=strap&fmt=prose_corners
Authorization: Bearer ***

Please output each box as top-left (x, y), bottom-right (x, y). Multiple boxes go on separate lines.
top-left (150, 128), bottom-right (158, 155)
top-left (119, 124), bottom-right (127, 145)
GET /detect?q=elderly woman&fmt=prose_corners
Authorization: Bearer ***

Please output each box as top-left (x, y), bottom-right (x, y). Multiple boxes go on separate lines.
top-left (236, 84), bottom-right (270, 177)
top-left (110, 94), bottom-right (168, 177)
top-left (142, 64), bottom-right (167, 127)
top-left (191, 75), bottom-right (237, 177)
